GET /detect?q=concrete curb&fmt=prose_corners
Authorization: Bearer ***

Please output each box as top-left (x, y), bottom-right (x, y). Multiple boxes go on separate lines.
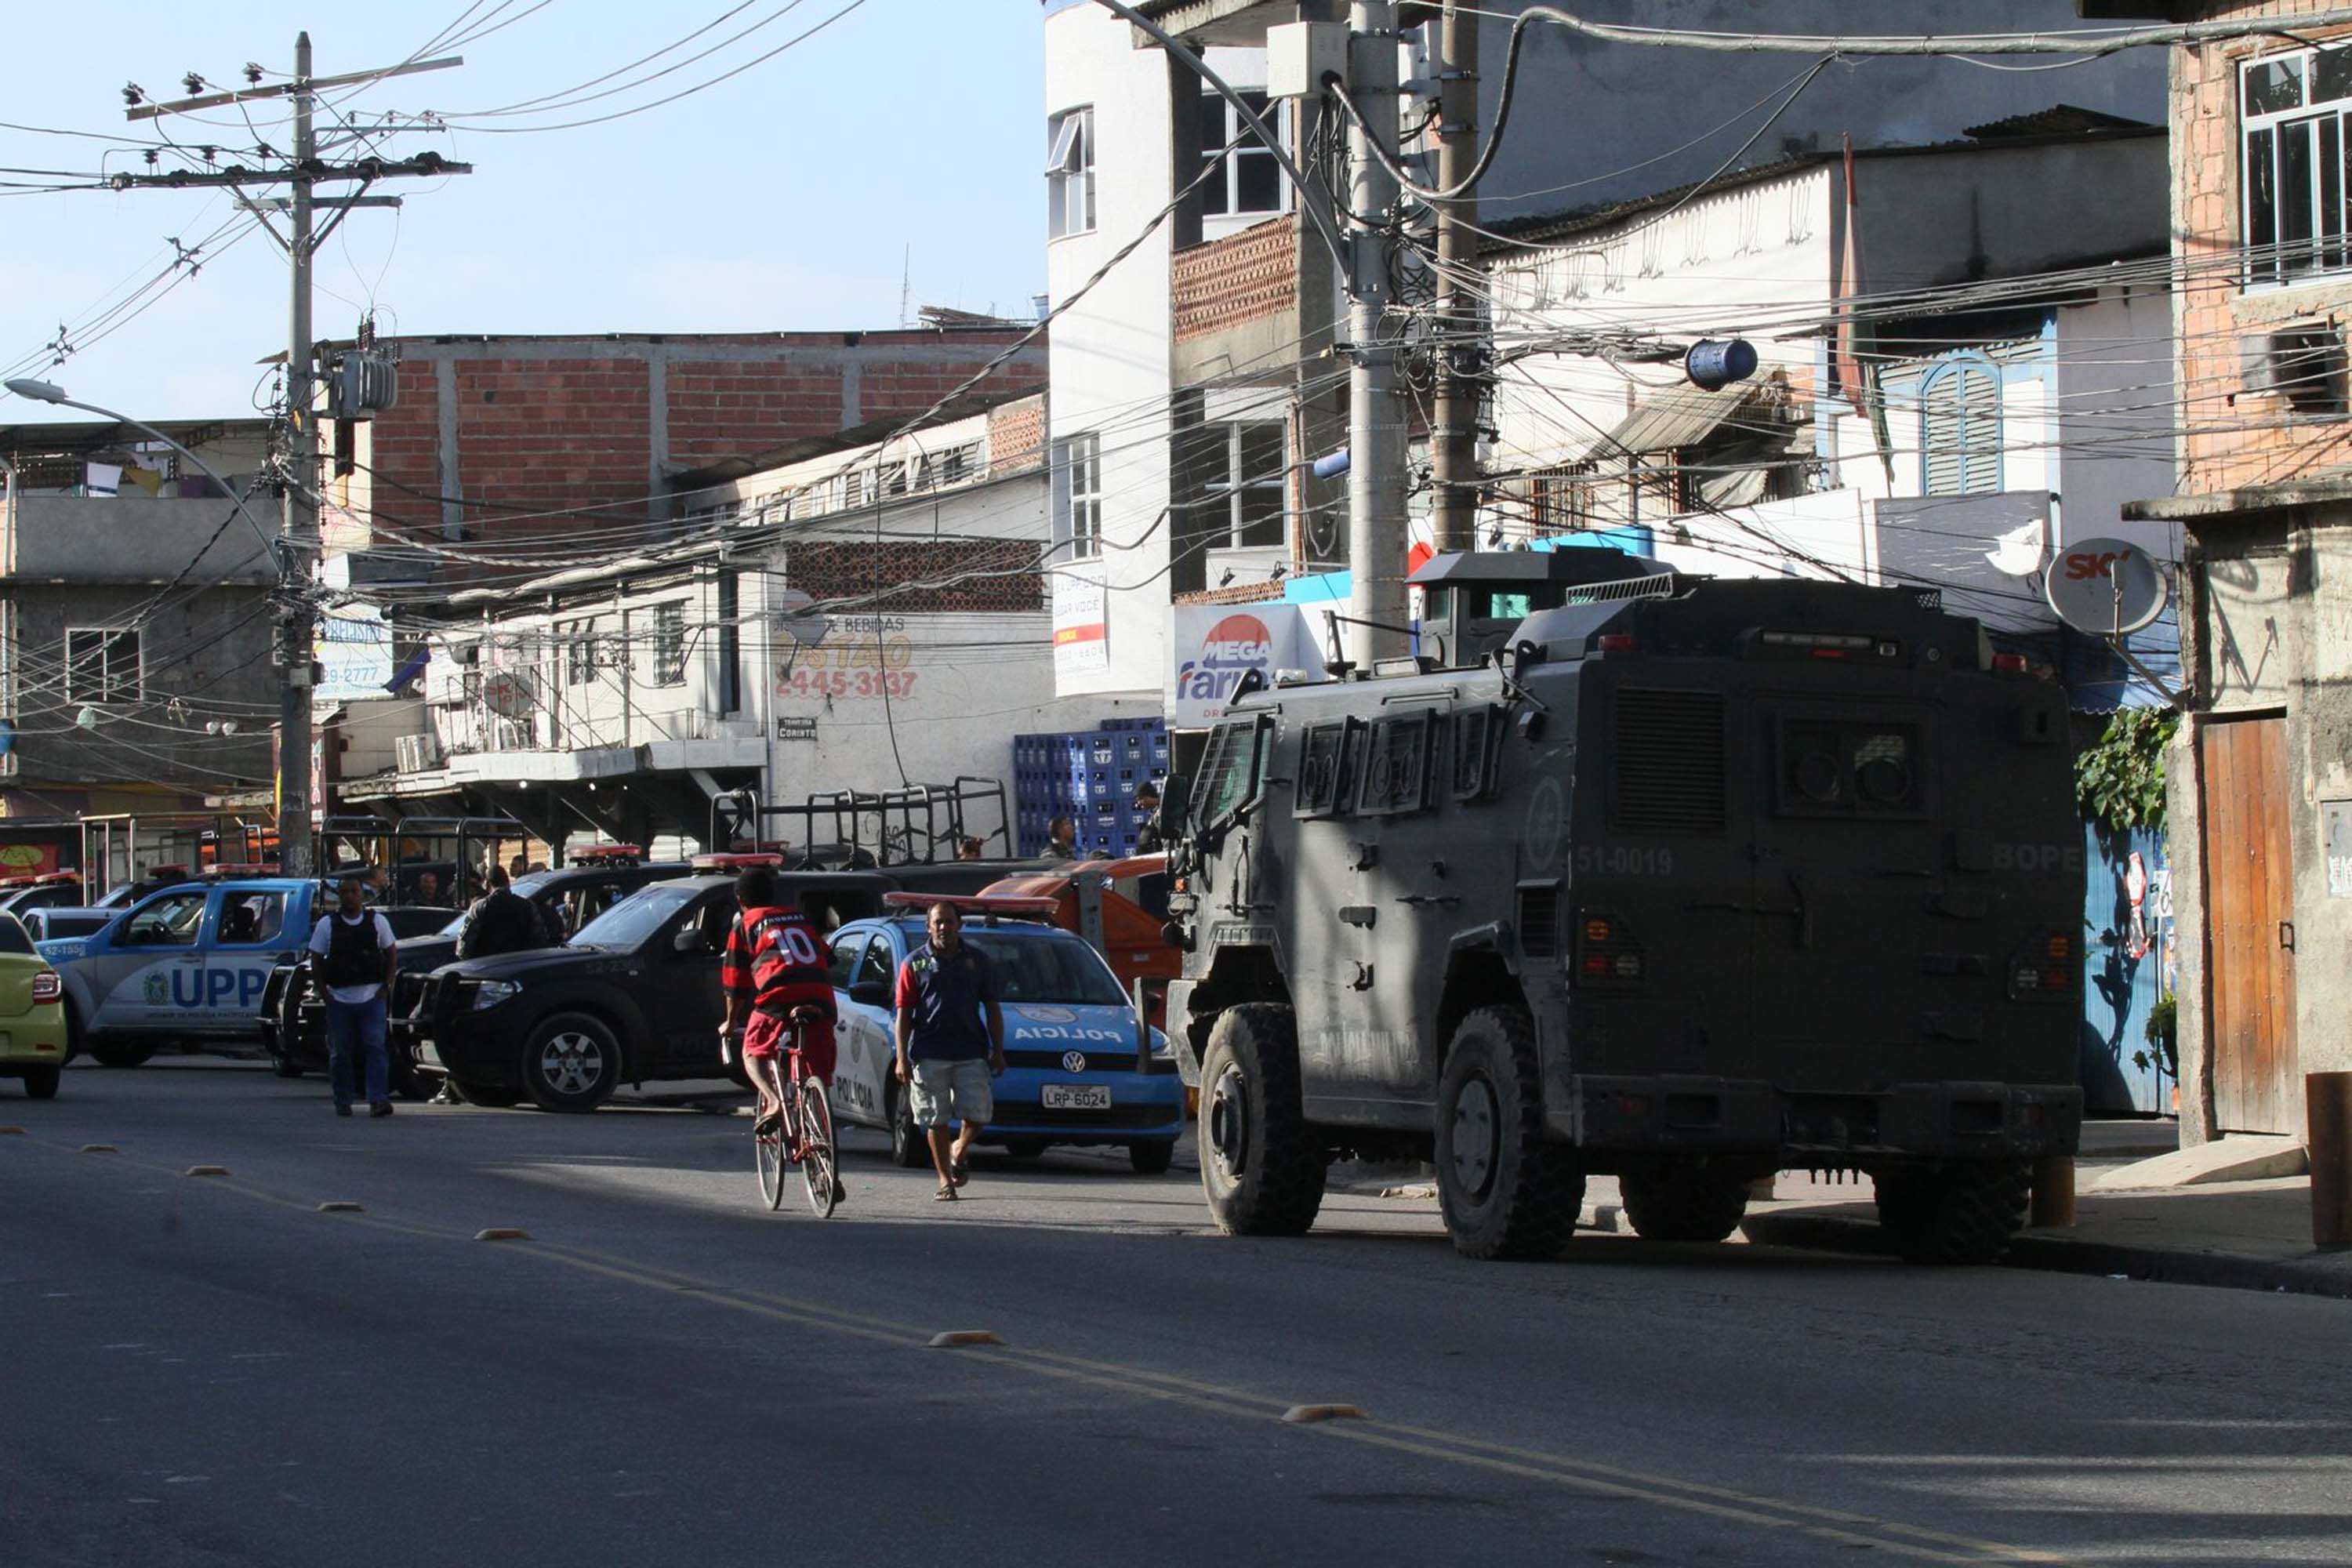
top-left (1737, 1205), bottom-right (2352, 1301)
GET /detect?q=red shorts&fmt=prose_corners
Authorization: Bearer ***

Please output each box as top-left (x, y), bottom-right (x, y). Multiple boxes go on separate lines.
top-left (743, 1007), bottom-right (834, 1084)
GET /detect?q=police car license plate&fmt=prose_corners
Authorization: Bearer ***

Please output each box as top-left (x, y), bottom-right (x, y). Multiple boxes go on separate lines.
top-left (1042, 1083), bottom-right (1110, 1112)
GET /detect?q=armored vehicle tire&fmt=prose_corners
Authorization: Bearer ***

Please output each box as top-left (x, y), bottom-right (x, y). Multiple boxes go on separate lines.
top-left (887, 1083), bottom-right (928, 1168)
top-left (1435, 1005), bottom-right (1584, 1261)
top-left (1620, 1167), bottom-right (1751, 1244)
top-left (20, 1065), bottom-right (60, 1100)
top-left (1129, 1140), bottom-right (1174, 1176)
top-left (1199, 1004), bottom-right (1325, 1237)
top-left (1873, 1162), bottom-right (2030, 1265)
top-left (454, 1080), bottom-right (523, 1108)
top-left (89, 1040), bottom-right (157, 1069)
top-left (520, 1013), bottom-right (621, 1112)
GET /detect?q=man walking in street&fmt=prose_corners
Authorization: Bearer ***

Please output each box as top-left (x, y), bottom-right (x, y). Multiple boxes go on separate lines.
top-left (307, 872), bottom-right (400, 1119)
top-left (894, 902), bottom-right (1004, 1202)
top-left (456, 864), bottom-right (552, 960)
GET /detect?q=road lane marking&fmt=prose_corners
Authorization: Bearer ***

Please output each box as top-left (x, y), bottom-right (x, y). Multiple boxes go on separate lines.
top-left (1281, 1403), bottom-right (1364, 1424)
top-left (18, 1131), bottom-right (2074, 1567)
top-left (926, 1330), bottom-right (1004, 1348)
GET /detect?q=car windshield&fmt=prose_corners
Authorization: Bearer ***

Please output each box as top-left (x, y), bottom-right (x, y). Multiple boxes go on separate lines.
top-left (511, 870), bottom-right (557, 898)
top-left (933, 927), bottom-right (1128, 1007)
top-left (436, 909), bottom-right (469, 937)
top-left (571, 883), bottom-right (697, 950)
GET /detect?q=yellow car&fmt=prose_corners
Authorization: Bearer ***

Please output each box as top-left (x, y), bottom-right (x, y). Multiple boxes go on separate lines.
top-left (0, 914), bottom-right (67, 1098)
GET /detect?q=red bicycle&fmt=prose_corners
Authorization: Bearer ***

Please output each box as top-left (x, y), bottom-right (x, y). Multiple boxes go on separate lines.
top-left (750, 1006), bottom-right (839, 1219)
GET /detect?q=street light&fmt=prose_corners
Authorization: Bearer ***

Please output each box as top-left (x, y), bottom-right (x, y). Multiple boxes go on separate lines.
top-left (2, 377), bottom-right (278, 557)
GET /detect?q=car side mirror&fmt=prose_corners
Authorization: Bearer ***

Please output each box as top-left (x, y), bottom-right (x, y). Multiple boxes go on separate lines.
top-left (848, 980), bottom-right (889, 1007)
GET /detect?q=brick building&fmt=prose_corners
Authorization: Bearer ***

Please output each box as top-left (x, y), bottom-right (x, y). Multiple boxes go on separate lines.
top-left (333, 325), bottom-right (1046, 580)
top-left (2104, 1), bottom-right (2352, 1143)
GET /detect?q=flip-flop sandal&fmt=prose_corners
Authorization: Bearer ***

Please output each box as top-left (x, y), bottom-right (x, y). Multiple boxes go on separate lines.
top-left (933, 1185), bottom-right (959, 1202)
top-left (951, 1154), bottom-right (971, 1184)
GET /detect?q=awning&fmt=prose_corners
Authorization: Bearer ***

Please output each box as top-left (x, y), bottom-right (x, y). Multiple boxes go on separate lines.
top-left (1584, 384), bottom-right (1762, 460)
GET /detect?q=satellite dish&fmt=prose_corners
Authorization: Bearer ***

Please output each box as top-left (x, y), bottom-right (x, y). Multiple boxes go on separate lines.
top-left (2043, 536), bottom-right (2169, 636)
top-left (768, 588), bottom-right (829, 649)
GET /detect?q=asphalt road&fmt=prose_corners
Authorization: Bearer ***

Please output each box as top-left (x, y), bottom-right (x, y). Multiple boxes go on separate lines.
top-left (5, 1059), bottom-right (2348, 1568)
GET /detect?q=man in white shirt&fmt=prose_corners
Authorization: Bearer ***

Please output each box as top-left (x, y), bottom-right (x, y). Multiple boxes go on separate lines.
top-left (307, 872), bottom-right (401, 1118)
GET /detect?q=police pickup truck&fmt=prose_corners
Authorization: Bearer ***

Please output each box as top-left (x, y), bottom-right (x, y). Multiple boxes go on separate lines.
top-left (38, 878), bottom-right (450, 1069)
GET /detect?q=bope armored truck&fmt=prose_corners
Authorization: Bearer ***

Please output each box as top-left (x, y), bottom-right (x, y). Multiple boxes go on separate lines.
top-left (1161, 550), bottom-right (2084, 1264)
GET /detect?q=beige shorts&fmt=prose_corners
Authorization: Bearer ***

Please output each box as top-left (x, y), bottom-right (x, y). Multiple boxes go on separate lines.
top-left (907, 1056), bottom-right (993, 1127)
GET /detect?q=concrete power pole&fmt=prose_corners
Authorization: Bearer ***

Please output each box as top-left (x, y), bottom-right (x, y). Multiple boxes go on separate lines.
top-left (118, 38), bottom-right (470, 877)
top-left (1345, 1), bottom-right (1410, 672)
top-left (1429, 3), bottom-right (1481, 555)
top-left (278, 31), bottom-right (320, 879)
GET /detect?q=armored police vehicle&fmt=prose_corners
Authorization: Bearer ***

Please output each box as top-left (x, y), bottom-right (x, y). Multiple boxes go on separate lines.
top-left (1162, 550), bottom-right (2083, 1265)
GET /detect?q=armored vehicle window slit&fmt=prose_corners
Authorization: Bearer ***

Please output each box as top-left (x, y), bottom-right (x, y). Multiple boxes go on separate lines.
top-left (1359, 711), bottom-right (1435, 817)
top-left (1773, 713), bottom-right (1931, 820)
top-left (1452, 705), bottom-right (1503, 803)
top-left (1294, 721), bottom-right (1353, 819)
top-left (1611, 688), bottom-right (1728, 835)
top-left (1516, 880), bottom-right (1561, 959)
top-left (1195, 716), bottom-right (1270, 829)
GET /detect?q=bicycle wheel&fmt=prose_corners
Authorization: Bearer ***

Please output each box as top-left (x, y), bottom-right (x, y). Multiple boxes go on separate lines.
top-left (755, 1101), bottom-right (786, 1211)
top-left (798, 1079), bottom-right (839, 1220)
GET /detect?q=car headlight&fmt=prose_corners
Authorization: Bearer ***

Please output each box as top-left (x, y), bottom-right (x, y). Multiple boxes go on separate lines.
top-left (470, 979), bottom-right (521, 1011)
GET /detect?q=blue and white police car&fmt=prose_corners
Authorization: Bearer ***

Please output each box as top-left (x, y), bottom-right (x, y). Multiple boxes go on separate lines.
top-left (825, 909), bottom-right (1185, 1174)
top-left (38, 877), bottom-right (328, 1069)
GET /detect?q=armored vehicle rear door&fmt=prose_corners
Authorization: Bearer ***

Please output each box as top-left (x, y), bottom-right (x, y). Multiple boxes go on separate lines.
top-left (1748, 698), bottom-right (1940, 1051)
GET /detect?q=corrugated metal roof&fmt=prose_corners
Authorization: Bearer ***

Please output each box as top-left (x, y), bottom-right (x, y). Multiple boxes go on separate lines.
top-left (1584, 385), bottom-right (1759, 459)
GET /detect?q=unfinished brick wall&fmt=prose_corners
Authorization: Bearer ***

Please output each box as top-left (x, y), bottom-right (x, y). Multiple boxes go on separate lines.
top-left (1174, 215), bottom-right (1299, 344)
top-left (988, 395), bottom-right (1047, 474)
top-left (352, 331), bottom-right (1048, 554)
top-left (783, 538), bottom-right (1045, 615)
top-left (2176, 3), bottom-right (2352, 495)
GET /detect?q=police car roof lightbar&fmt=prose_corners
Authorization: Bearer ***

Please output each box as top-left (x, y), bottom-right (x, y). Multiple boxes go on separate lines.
top-left (691, 852), bottom-right (784, 871)
top-left (881, 891), bottom-right (1061, 921)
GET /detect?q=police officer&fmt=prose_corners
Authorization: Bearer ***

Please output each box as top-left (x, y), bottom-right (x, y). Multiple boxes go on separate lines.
top-left (307, 872), bottom-right (399, 1118)
top-left (456, 864), bottom-right (552, 960)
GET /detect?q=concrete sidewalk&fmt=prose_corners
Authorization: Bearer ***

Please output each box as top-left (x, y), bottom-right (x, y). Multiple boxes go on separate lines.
top-left (1730, 1174), bottom-right (2352, 1299)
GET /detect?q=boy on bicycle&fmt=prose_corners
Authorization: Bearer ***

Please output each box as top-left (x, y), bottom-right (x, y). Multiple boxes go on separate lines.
top-left (718, 865), bottom-right (837, 1134)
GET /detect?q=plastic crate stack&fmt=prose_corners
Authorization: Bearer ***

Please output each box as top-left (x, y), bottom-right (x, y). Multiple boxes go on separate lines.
top-left (1013, 717), bottom-right (1171, 857)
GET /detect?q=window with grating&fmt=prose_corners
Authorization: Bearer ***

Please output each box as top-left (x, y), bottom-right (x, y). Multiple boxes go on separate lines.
top-left (1613, 688), bottom-right (1727, 835)
top-left (1517, 881), bottom-right (1561, 959)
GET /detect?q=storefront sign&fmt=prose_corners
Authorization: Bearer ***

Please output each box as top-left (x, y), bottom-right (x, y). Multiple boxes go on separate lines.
top-left (1051, 561), bottom-right (1109, 680)
top-left (775, 717), bottom-right (819, 743)
top-left (1168, 601), bottom-right (1324, 728)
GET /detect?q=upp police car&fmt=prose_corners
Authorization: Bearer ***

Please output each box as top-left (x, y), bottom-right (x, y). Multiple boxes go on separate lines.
top-left (826, 907), bottom-right (1183, 1173)
top-left (38, 878), bottom-right (325, 1068)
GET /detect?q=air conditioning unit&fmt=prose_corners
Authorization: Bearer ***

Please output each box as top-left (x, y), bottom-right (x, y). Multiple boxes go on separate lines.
top-left (2241, 324), bottom-right (2347, 415)
top-left (394, 733), bottom-right (440, 773)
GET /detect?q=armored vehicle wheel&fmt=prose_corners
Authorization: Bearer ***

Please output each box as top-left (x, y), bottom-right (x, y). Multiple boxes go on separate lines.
top-left (1620, 1167), bottom-right (1751, 1243)
top-left (1435, 1005), bottom-right (1584, 1261)
top-left (1198, 1004), bottom-right (1324, 1236)
top-left (88, 1040), bottom-right (157, 1069)
top-left (1873, 1162), bottom-right (2029, 1265)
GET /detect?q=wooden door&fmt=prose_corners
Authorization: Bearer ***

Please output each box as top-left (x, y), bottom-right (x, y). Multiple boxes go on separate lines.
top-left (2201, 717), bottom-right (2298, 1134)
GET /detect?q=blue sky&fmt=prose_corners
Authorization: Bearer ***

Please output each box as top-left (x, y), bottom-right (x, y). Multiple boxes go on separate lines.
top-left (0, 2), bottom-right (1044, 423)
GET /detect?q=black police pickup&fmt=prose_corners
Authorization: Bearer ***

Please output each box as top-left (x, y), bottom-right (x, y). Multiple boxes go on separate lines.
top-left (260, 859), bottom-right (691, 1091)
top-left (408, 866), bottom-right (894, 1111)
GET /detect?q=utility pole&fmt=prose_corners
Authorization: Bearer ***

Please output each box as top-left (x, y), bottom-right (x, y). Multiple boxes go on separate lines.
top-left (281, 31), bottom-right (318, 879)
top-left (119, 38), bottom-right (470, 877)
top-left (1429, 3), bottom-right (1480, 555)
top-left (1345, 1), bottom-right (1409, 672)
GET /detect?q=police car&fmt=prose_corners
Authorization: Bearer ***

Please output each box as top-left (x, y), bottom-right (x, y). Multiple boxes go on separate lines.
top-left (37, 877), bottom-right (321, 1069)
top-left (826, 902), bottom-right (1184, 1174)
top-left (37, 874), bottom-right (453, 1069)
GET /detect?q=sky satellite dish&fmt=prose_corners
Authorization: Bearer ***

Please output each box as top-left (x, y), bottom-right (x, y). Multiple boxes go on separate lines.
top-left (769, 588), bottom-right (829, 648)
top-left (2043, 536), bottom-right (2169, 637)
